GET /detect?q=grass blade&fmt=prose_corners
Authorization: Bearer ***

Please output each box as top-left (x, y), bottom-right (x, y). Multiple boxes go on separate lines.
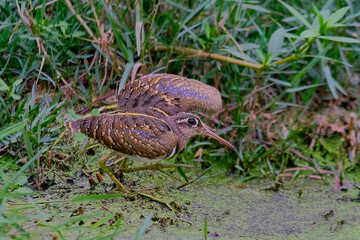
top-left (0, 119), bottom-right (27, 140)
top-left (180, 0), bottom-right (210, 30)
top-left (204, 217), bottom-right (208, 240)
top-left (72, 194), bottom-right (124, 202)
top-left (318, 36), bottom-right (360, 43)
top-left (134, 213), bottom-right (153, 240)
top-left (278, 0), bottom-right (312, 29)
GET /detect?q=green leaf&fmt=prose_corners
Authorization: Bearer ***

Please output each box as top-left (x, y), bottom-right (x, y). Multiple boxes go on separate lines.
top-left (327, 7), bottom-right (349, 27)
top-left (90, 213), bottom-right (115, 229)
top-left (318, 36), bottom-right (360, 44)
top-left (15, 175), bottom-right (28, 186)
top-left (75, 132), bottom-right (87, 142)
top-left (278, 0), bottom-right (312, 29)
top-left (255, 49), bottom-right (265, 63)
top-left (109, 15), bottom-right (130, 61)
top-left (267, 159), bottom-right (275, 175)
top-left (286, 83), bottom-right (325, 93)
top-left (58, 21), bottom-right (68, 35)
top-left (23, 131), bottom-right (34, 157)
top-left (13, 78), bottom-right (23, 86)
top-left (177, 167), bottom-right (189, 183)
top-left (234, 175), bottom-right (257, 184)
top-left (67, 109), bottom-right (82, 120)
top-left (72, 194), bottom-right (124, 202)
top-left (91, 108), bottom-right (100, 116)
top-left (72, 31), bottom-right (85, 38)
top-left (50, 92), bottom-right (61, 107)
top-left (268, 78), bottom-right (292, 87)
top-left (0, 119), bottom-right (27, 140)
top-left (300, 29), bottom-right (319, 38)
top-left (311, 4), bottom-right (323, 31)
top-left (222, 46), bottom-right (258, 63)
top-left (268, 28), bottom-right (285, 60)
top-left (41, 113), bottom-right (60, 128)
top-left (3, 189), bottom-right (34, 198)
top-left (0, 78), bottom-right (9, 91)
top-left (10, 93), bottom-right (21, 100)
top-left (322, 65), bottom-right (347, 99)
top-left (118, 62), bottom-right (133, 93)
top-left (278, 31), bottom-right (301, 39)
top-left (204, 21), bottom-right (210, 39)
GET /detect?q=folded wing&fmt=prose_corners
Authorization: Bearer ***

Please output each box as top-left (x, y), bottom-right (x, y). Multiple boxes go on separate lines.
top-left (65, 110), bottom-right (178, 160)
top-left (116, 74), bottom-right (222, 115)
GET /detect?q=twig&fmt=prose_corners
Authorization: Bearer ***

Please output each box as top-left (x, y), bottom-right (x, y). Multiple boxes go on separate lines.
top-left (76, 91), bottom-right (116, 114)
top-left (278, 173), bottom-right (323, 180)
top-left (159, 169), bottom-right (183, 182)
top-left (289, 148), bottom-right (310, 162)
top-left (33, 0), bottom-right (59, 10)
top-left (154, 45), bottom-right (261, 69)
top-left (218, 14), bottom-right (243, 54)
top-left (7, 199), bottom-right (69, 205)
top-left (64, 0), bottom-right (96, 40)
top-left (137, 192), bottom-right (173, 211)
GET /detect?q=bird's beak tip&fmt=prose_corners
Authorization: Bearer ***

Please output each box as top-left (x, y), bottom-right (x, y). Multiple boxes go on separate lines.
top-left (202, 127), bottom-right (236, 152)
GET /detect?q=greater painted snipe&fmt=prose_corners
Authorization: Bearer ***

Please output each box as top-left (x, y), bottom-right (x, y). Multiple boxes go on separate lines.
top-left (65, 74), bottom-right (235, 192)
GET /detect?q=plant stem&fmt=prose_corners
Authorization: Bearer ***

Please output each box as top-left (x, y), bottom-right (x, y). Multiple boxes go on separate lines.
top-left (154, 45), bottom-right (262, 70)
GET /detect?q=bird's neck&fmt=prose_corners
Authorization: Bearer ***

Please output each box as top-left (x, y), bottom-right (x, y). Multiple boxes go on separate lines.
top-left (166, 120), bottom-right (189, 153)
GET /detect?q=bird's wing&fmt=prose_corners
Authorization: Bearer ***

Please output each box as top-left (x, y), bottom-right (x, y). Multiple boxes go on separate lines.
top-left (116, 74), bottom-right (222, 115)
top-left (65, 110), bottom-right (178, 160)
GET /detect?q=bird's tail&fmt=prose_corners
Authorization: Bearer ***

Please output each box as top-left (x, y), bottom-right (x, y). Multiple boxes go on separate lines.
top-left (65, 120), bottom-right (80, 132)
top-left (64, 117), bottom-right (97, 136)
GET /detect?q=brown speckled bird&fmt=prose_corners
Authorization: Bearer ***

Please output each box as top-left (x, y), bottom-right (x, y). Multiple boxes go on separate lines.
top-left (65, 74), bottom-right (235, 192)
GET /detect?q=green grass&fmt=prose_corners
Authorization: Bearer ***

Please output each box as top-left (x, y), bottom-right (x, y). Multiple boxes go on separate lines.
top-left (1, 0), bottom-right (360, 238)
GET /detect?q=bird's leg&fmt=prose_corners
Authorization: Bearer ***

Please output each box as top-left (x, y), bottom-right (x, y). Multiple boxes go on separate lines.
top-left (120, 158), bottom-right (127, 169)
top-left (98, 152), bottom-right (130, 193)
top-left (98, 153), bottom-right (173, 210)
top-left (158, 169), bottom-right (183, 182)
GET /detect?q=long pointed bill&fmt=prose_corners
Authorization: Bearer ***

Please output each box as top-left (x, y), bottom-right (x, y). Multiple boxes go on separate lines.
top-left (202, 125), bottom-right (236, 151)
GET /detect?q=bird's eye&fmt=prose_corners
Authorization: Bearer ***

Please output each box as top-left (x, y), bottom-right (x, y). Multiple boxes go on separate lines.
top-left (187, 118), bottom-right (197, 126)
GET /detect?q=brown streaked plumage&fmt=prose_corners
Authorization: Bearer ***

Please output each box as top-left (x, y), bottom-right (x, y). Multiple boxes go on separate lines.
top-left (65, 108), bottom-right (235, 162)
top-left (116, 74), bottom-right (222, 115)
top-left (66, 108), bottom-right (178, 162)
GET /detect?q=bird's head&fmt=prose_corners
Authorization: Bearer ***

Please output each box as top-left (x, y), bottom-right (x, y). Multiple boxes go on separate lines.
top-left (166, 112), bottom-right (236, 152)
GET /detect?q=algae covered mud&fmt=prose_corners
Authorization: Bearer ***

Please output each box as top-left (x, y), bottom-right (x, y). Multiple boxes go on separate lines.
top-left (4, 173), bottom-right (360, 239)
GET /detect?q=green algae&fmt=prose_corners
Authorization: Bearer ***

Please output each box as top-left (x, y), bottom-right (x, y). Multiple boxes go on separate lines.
top-left (4, 170), bottom-right (360, 239)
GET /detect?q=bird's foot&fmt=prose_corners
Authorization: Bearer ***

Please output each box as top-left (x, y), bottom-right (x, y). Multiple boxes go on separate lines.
top-left (98, 152), bottom-right (131, 193)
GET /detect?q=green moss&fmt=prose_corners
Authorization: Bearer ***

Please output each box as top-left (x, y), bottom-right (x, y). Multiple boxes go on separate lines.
top-left (4, 172), bottom-right (360, 239)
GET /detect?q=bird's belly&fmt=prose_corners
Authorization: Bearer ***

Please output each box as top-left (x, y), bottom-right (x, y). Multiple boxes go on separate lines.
top-left (119, 146), bottom-right (177, 163)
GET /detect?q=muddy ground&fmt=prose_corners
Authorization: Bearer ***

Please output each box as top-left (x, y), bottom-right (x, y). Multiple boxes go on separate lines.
top-left (6, 169), bottom-right (360, 240)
